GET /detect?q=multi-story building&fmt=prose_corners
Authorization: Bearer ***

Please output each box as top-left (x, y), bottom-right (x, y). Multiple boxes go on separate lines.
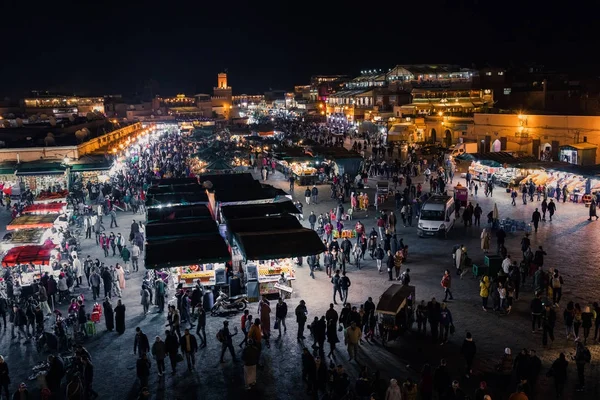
top-left (310, 75), bottom-right (350, 101)
top-left (23, 91), bottom-right (105, 117)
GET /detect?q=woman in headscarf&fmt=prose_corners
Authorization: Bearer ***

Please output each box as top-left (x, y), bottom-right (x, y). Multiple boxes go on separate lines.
top-left (385, 378), bottom-right (402, 400)
top-left (480, 228), bottom-right (490, 254)
top-left (103, 297), bottom-right (114, 331)
top-left (114, 299), bottom-right (126, 334)
top-left (258, 296), bottom-right (271, 348)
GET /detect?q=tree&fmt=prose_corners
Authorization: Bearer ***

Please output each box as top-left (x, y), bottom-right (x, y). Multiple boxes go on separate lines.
top-left (44, 132), bottom-right (55, 146)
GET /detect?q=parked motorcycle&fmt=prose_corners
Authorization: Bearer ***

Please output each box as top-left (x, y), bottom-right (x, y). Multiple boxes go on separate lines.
top-left (210, 290), bottom-right (247, 316)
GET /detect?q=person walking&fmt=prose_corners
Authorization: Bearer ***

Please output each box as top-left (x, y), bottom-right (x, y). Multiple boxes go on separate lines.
top-left (296, 300), bottom-right (308, 340)
top-left (548, 353), bottom-right (568, 398)
top-left (151, 336), bottom-right (166, 377)
top-left (547, 199), bottom-right (557, 221)
top-left (0, 356), bottom-right (10, 400)
top-left (460, 332), bottom-right (476, 378)
top-left (331, 270), bottom-right (343, 305)
top-left (114, 299), bottom-right (126, 335)
top-left (344, 321), bottom-right (361, 362)
top-left (480, 228), bottom-right (490, 254)
top-left (531, 208), bottom-right (541, 232)
top-left (480, 276), bottom-right (490, 311)
top-left (542, 303), bottom-right (556, 347)
top-left (258, 297), bottom-right (271, 348)
top-left (179, 329), bottom-right (198, 371)
top-left (439, 302), bottom-right (453, 345)
top-left (275, 297), bottom-right (287, 336)
top-left (311, 185), bottom-right (318, 204)
top-left (441, 270), bottom-right (453, 301)
top-left (164, 330), bottom-right (179, 375)
top-left (218, 321), bottom-right (238, 363)
top-left (195, 306), bottom-right (207, 348)
top-left (340, 272), bottom-right (351, 304)
top-left (304, 187), bottom-right (311, 205)
top-left (241, 339), bottom-right (260, 390)
top-left (140, 286), bottom-right (151, 316)
top-left (574, 340), bottom-right (591, 391)
top-left (134, 327), bottom-right (150, 357)
top-left (136, 353), bottom-right (151, 389)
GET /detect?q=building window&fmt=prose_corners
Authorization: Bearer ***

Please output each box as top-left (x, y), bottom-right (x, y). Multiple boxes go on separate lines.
top-left (498, 71), bottom-right (504, 76)
top-left (485, 72), bottom-right (492, 76)
top-left (503, 88), bottom-right (512, 95)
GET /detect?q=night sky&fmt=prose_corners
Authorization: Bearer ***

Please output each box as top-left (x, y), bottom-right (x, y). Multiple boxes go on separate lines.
top-left (1, 0), bottom-right (597, 98)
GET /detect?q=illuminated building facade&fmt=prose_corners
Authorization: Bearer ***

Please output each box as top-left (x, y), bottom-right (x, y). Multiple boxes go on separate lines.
top-left (23, 92), bottom-right (105, 116)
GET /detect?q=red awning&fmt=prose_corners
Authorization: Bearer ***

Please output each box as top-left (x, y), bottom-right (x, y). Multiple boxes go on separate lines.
top-left (2, 245), bottom-right (54, 267)
top-left (22, 203), bottom-right (67, 214)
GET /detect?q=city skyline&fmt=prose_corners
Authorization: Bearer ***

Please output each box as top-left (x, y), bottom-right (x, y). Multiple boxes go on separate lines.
top-left (1, 1), bottom-right (598, 97)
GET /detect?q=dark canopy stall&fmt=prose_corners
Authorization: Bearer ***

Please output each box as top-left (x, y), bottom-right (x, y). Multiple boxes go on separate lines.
top-left (220, 201), bottom-right (299, 222)
top-left (146, 219), bottom-right (219, 240)
top-left (198, 173), bottom-right (258, 190)
top-left (147, 183), bottom-right (204, 196)
top-left (151, 177), bottom-right (198, 185)
top-left (227, 214), bottom-right (302, 234)
top-left (233, 228), bottom-right (326, 261)
top-left (146, 204), bottom-right (212, 223)
top-left (2, 245), bottom-right (54, 266)
top-left (144, 234), bottom-right (230, 269)
top-left (376, 284), bottom-right (416, 315)
top-left (145, 192), bottom-right (209, 208)
top-left (306, 146), bottom-right (363, 176)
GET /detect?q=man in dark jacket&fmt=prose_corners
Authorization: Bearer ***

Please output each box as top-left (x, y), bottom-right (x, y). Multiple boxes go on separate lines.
top-left (427, 298), bottom-right (441, 343)
top-left (339, 272), bottom-right (351, 305)
top-left (81, 356), bottom-right (99, 399)
top-left (12, 305), bottom-right (27, 341)
top-left (460, 332), bottom-right (476, 378)
top-left (101, 268), bottom-right (112, 299)
top-left (45, 355), bottom-right (65, 396)
top-left (134, 327), bottom-right (150, 356)
top-left (179, 328), bottom-right (198, 371)
top-left (135, 353), bottom-right (151, 389)
top-left (433, 359), bottom-right (451, 399)
top-left (295, 300), bottom-right (308, 340)
top-left (308, 211), bottom-right (317, 230)
top-left (275, 298), bottom-right (288, 336)
top-left (325, 303), bottom-right (338, 326)
top-left (386, 251), bottom-right (395, 281)
top-left (542, 304), bottom-right (556, 347)
top-left (341, 238), bottom-right (352, 264)
top-left (164, 330), bottom-right (179, 374)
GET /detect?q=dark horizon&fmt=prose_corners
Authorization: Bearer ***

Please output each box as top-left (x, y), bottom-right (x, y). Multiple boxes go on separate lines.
top-left (2, 0), bottom-right (598, 99)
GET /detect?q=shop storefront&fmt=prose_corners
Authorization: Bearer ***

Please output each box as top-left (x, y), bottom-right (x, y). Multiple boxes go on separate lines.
top-left (69, 157), bottom-right (113, 187)
top-left (273, 148), bottom-right (318, 185)
top-left (226, 215), bottom-right (325, 300)
top-left (15, 162), bottom-right (68, 194)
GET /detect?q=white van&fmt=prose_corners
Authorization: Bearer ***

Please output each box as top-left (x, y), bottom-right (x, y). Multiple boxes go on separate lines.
top-left (417, 195), bottom-right (456, 238)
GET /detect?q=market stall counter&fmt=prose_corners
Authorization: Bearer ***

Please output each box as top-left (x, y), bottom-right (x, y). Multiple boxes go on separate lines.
top-left (144, 234), bottom-right (231, 287)
top-left (34, 190), bottom-right (69, 204)
top-left (228, 216), bottom-right (325, 299)
top-left (1, 228), bottom-right (51, 251)
top-left (7, 214), bottom-right (62, 231)
top-left (22, 202), bottom-right (67, 215)
top-left (2, 244), bottom-right (59, 286)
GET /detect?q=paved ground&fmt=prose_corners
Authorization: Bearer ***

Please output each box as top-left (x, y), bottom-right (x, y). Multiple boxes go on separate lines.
top-left (1, 146), bottom-right (599, 399)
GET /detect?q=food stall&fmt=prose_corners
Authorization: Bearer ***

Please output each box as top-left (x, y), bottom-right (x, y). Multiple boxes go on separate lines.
top-left (227, 215), bottom-right (325, 299)
top-left (16, 162), bottom-right (68, 194)
top-left (273, 148), bottom-right (318, 185)
top-left (1, 244), bottom-right (59, 285)
top-left (34, 190), bottom-right (69, 204)
top-left (68, 157), bottom-right (113, 186)
top-left (144, 234), bottom-right (230, 287)
top-left (375, 284), bottom-right (416, 346)
top-left (218, 201), bottom-right (300, 224)
top-left (21, 202), bottom-right (67, 215)
top-left (7, 214), bottom-right (62, 231)
top-left (1, 228), bottom-right (51, 251)
top-left (305, 146), bottom-right (363, 177)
